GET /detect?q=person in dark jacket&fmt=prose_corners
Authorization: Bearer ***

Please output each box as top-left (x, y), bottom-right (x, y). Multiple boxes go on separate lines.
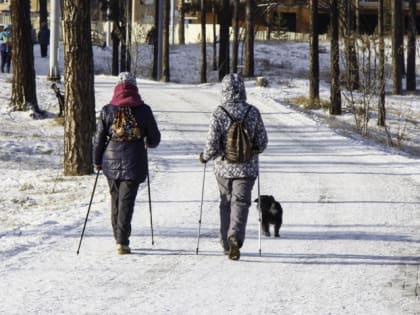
top-left (38, 22), bottom-right (50, 58)
top-left (93, 72), bottom-right (161, 255)
top-left (0, 24), bottom-right (12, 73)
top-left (200, 73), bottom-right (268, 260)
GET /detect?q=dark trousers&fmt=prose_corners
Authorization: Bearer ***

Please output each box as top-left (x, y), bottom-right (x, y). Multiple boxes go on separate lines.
top-left (107, 179), bottom-right (141, 246)
top-left (1, 51), bottom-right (11, 73)
top-left (40, 44), bottom-right (48, 57)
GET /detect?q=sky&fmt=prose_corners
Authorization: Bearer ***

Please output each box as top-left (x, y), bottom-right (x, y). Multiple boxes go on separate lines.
top-left (0, 40), bottom-right (420, 314)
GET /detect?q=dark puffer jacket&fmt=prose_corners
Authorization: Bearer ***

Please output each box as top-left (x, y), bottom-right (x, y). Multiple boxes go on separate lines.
top-left (93, 84), bottom-right (160, 182)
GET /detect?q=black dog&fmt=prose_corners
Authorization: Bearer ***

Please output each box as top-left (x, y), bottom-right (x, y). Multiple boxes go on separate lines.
top-left (254, 195), bottom-right (283, 237)
top-left (51, 83), bottom-right (65, 117)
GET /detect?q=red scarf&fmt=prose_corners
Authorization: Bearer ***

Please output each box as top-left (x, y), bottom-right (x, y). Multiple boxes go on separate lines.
top-left (110, 83), bottom-right (143, 107)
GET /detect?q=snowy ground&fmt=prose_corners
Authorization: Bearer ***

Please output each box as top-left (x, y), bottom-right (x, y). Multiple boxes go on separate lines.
top-left (1, 42), bottom-right (420, 314)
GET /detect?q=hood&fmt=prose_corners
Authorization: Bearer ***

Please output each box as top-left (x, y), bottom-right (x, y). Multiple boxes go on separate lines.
top-left (110, 82), bottom-right (143, 107)
top-left (221, 73), bottom-right (247, 106)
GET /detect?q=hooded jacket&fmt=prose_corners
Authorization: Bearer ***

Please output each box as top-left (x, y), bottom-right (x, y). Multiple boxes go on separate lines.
top-left (1, 26), bottom-right (12, 53)
top-left (93, 82), bottom-right (161, 181)
top-left (202, 73), bottom-right (268, 178)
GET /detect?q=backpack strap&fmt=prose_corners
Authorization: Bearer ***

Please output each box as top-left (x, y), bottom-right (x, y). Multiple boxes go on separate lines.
top-left (219, 105), bottom-right (251, 122)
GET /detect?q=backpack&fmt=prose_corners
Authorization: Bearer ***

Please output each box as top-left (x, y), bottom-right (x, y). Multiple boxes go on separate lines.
top-left (110, 106), bottom-right (142, 141)
top-left (219, 106), bottom-right (253, 163)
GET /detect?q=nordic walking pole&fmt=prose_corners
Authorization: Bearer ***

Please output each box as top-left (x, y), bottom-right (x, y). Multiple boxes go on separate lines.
top-left (196, 162), bottom-right (207, 255)
top-left (146, 148), bottom-right (155, 246)
top-left (76, 170), bottom-right (101, 255)
top-left (257, 164), bottom-right (262, 257)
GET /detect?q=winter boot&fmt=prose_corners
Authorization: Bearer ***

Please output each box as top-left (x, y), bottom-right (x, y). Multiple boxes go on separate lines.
top-left (116, 244), bottom-right (131, 255)
top-left (228, 236), bottom-right (240, 261)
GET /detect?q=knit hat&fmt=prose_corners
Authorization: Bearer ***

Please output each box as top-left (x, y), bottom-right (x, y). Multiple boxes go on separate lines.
top-left (117, 72), bottom-right (137, 87)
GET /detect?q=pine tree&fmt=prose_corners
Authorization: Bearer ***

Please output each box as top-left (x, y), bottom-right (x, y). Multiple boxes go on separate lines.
top-left (9, 0), bottom-right (41, 114)
top-left (63, 0), bottom-right (95, 176)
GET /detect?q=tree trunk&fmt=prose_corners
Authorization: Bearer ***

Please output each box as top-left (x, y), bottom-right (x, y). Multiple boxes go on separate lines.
top-left (309, 0), bottom-right (319, 105)
top-left (152, 0), bottom-right (159, 79)
top-left (392, 0), bottom-right (403, 95)
top-left (200, 0), bottom-right (207, 83)
top-left (378, 0), bottom-right (386, 126)
top-left (344, 0), bottom-right (359, 91)
top-left (212, 3), bottom-right (217, 71)
top-left (178, 0), bottom-right (185, 45)
top-left (330, 0), bottom-right (341, 115)
top-left (119, 0), bottom-right (127, 72)
top-left (162, 0), bottom-right (170, 82)
top-left (126, 0), bottom-right (132, 72)
top-left (39, 0), bottom-right (48, 28)
top-left (218, 0), bottom-right (231, 81)
top-left (232, 0), bottom-right (239, 73)
top-left (63, 0), bottom-right (95, 176)
top-left (9, 0), bottom-right (40, 114)
top-left (111, 27), bottom-right (120, 76)
top-left (243, 0), bottom-right (254, 78)
top-left (406, 0), bottom-right (416, 91)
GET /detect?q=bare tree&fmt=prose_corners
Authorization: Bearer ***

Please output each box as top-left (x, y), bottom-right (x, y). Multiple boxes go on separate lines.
top-left (63, 0), bottom-right (95, 176)
top-left (212, 1), bottom-right (217, 71)
top-left (330, 0), bottom-right (341, 115)
top-left (406, 0), bottom-right (417, 92)
top-left (232, 0), bottom-right (240, 73)
top-left (309, 0), bottom-right (319, 106)
top-left (178, 0), bottom-right (185, 45)
top-left (200, 0), bottom-right (207, 83)
top-left (343, 0), bottom-right (359, 90)
top-left (218, 0), bottom-right (231, 80)
top-left (243, 0), bottom-right (255, 77)
top-left (378, 0), bottom-right (386, 126)
top-left (391, 0), bottom-right (403, 95)
top-left (152, 0), bottom-right (159, 79)
top-left (39, 0), bottom-right (48, 28)
top-left (162, 0), bottom-right (170, 82)
top-left (9, 0), bottom-right (41, 114)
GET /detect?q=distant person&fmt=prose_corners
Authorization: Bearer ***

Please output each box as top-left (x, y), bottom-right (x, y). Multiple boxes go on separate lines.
top-left (1, 24), bottom-right (12, 73)
top-left (38, 22), bottom-right (50, 58)
top-left (93, 72), bottom-right (161, 255)
top-left (199, 73), bottom-right (268, 260)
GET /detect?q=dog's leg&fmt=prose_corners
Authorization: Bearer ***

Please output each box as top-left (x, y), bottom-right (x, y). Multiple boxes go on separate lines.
top-left (274, 224), bottom-right (281, 237)
top-left (262, 219), bottom-right (270, 237)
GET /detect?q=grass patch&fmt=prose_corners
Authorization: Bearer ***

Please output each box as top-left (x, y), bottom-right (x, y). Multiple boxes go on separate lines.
top-left (288, 96), bottom-right (330, 110)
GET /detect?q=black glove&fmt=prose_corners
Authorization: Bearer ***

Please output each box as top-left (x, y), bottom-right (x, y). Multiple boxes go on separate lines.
top-left (199, 152), bottom-right (207, 164)
top-left (95, 165), bottom-right (102, 171)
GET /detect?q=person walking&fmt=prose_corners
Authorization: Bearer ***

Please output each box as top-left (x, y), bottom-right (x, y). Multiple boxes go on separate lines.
top-left (199, 73), bottom-right (268, 260)
top-left (0, 24), bottom-right (12, 73)
top-left (38, 22), bottom-right (50, 58)
top-left (93, 72), bottom-right (161, 255)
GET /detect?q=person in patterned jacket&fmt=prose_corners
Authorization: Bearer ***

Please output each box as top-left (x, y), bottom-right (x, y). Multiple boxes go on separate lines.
top-left (200, 73), bottom-right (268, 260)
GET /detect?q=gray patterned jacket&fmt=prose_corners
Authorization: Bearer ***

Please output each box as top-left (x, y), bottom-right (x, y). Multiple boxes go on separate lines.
top-left (202, 74), bottom-right (268, 178)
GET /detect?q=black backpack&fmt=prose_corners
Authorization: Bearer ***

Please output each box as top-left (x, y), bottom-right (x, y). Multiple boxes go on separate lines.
top-left (219, 106), bottom-right (252, 163)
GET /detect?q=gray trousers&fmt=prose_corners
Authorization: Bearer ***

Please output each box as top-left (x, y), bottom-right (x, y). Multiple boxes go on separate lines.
top-left (216, 175), bottom-right (256, 250)
top-left (107, 179), bottom-right (141, 246)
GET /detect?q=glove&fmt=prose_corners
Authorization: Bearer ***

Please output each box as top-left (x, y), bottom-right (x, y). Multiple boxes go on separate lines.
top-left (199, 152), bottom-right (207, 164)
top-left (95, 165), bottom-right (102, 171)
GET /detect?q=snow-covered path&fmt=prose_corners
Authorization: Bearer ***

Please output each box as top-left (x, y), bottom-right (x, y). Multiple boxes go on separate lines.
top-left (1, 77), bottom-right (420, 314)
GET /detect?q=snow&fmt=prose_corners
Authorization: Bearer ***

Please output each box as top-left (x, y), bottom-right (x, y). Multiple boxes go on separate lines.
top-left (1, 41), bottom-right (420, 314)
